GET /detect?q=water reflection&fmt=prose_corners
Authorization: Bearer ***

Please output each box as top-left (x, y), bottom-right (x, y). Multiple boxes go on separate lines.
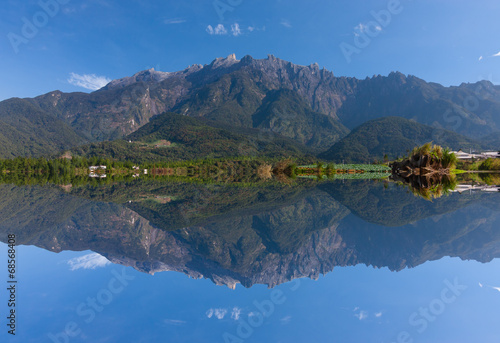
top-left (0, 179), bottom-right (498, 289)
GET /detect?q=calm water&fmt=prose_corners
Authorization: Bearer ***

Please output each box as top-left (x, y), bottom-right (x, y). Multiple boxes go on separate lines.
top-left (1, 179), bottom-right (499, 342)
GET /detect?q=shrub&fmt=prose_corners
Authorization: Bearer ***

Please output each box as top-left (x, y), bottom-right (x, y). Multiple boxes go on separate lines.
top-left (441, 148), bottom-right (458, 169)
top-left (479, 158), bottom-right (500, 171)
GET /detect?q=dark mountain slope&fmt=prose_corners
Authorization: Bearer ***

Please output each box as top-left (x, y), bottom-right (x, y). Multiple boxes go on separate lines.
top-left (251, 89), bottom-right (349, 149)
top-left (0, 98), bottom-right (86, 158)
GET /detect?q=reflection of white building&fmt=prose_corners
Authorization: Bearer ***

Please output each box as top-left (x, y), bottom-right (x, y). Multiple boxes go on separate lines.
top-left (452, 185), bottom-right (500, 193)
top-left (89, 173), bottom-right (107, 178)
top-left (451, 150), bottom-right (500, 160)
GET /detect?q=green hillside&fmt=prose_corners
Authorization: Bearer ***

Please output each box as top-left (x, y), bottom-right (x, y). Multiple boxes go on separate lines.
top-left (71, 112), bottom-right (313, 162)
top-left (0, 98), bottom-right (86, 158)
top-left (319, 116), bottom-right (486, 163)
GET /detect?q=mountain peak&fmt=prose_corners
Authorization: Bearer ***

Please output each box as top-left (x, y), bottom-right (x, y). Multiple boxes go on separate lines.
top-left (104, 68), bottom-right (172, 90)
top-left (209, 53), bottom-right (240, 68)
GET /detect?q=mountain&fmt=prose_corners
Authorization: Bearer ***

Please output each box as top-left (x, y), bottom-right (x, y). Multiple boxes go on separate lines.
top-left (0, 98), bottom-right (86, 158)
top-left (71, 112), bottom-right (314, 162)
top-left (336, 73), bottom-right (500, 138)
top-left (1, 54), bottom-right (500, 158)
top-left (481, 132), bottom-right (500, 149)
top-left (319, 116), bottom-right (487, 163)
top-left (250, 89), bottom-right (349, 149)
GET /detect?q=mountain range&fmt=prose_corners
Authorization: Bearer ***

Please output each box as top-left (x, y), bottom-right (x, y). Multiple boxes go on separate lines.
top-left (1, 180), bottom-right (499, 288)
top-left (1, 54), bottom-right (499, 161)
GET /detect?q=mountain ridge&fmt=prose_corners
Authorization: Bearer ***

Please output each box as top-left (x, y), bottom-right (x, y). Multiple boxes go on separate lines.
top-left (0, 54), bottom-right (499, 158)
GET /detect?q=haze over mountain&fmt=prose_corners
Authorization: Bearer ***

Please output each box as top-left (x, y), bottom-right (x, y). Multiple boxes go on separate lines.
top-left (1, 54), bottom-right (499, 160)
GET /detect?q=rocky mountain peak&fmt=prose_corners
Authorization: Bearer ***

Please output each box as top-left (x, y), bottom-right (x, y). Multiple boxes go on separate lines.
top-left (210, 53), bottom-right (240, 69)
top-left (104, 68), bottom-right (172, 90)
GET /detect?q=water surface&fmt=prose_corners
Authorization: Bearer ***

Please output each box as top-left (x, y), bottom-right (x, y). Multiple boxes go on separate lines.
top-left (1, 179), bottom-right (499, 342)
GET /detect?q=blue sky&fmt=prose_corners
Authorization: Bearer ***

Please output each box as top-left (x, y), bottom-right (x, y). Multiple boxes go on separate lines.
top-left (1, 0), bottom-right (499, 101)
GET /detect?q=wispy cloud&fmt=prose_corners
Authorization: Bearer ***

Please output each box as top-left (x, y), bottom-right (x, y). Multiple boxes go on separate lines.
top-left (68, 73), bottom-right (111, 91)
top-left (206, 24), bottom-right (228, 35)
top-left (480, 282), bottom-right (500, 292)
top-left (164, 18), bottom-right (186, 25)
top-left (353, 308), bottom-right (368, 321)
top-left (68, 253), bottom-right (111, 271)
top-left (280, 19), bottom-right (292, 28)
top-left (164, 319), bottom-right (187, 326)
top-left (206, 308), bottom-right (228, 319)
top-left (231, 307), bottom-right (241, 320)
top-left (355, 311), bottom-right (368, 320)
top-left (231, 23), bottom-right (241, 36)
top-left (280, 315), bottom-right (292, 324)
top-left (493, 52), bottom-right (500, 57)
top-left (375, 312), bottom-right (383, 318)
top-left (354, 22), bottom-right (382, 36)
top-left (479, 56), bottom-right (484, 61)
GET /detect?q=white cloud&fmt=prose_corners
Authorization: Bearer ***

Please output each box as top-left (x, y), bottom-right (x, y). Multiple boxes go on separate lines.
top-left (354, 311), bottom-right (368, 320)
top-left (164, 18), bottom-right (186, 25)
top-left (206, 24), bottom-right (228, 35)
top-left (375, 312), bottom-right (383, 318)
top-left (214, 308), bottom-right (227, 319)
top-left (206, 308), bottom-right (227, 319)
top-left (231, 307), bottom-right (241, 320)
top-left (479, 282), bottom-right (483, 287)
top-left (68, 253), bottom-right (111, 271)
top-left (479, 56), bottom-right (484, 61)
top-left (493, 52), bottom-right (500, 57)
top-left (215, 24), bottom-right (227, 35)
top-left (68, 73), bottom-right (111, 91)
top-left (248, 26), bottom-right (255, 32)
top-left (280, 19), bottom-right (292, 28)
top-left (231, 23), bottom-right (241, 36)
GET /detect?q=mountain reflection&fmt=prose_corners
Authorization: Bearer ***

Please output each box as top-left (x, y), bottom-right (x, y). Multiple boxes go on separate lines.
top-left (0, 179), bottom-right (499, 288)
